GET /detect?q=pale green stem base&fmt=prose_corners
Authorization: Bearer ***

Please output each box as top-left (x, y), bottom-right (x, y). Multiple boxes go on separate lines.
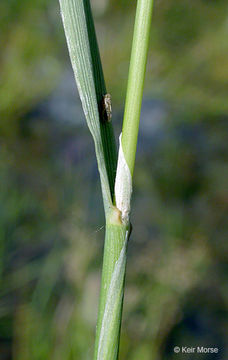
top-left (94, 208), bottom-right (129, 360)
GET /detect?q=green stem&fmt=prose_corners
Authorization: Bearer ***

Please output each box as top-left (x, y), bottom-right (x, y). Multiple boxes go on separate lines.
top-left (122, 0), bottom-right (154, 176)
top-left (94, 1), bottom-right (154, 358)
top-left (94, 208), bottom-right (128, 360)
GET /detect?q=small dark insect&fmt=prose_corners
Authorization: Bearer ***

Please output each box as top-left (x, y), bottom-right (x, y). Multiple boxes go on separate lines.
top-left (100, 93), bottom-right (112, 122)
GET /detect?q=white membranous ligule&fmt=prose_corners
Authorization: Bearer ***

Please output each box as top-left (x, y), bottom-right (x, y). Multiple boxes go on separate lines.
top-left (114, 133), bottom-right (132, 224)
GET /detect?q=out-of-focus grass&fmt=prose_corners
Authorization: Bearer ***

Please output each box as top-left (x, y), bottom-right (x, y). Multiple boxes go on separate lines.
top-left (0, 0), bottom-right (228, 359)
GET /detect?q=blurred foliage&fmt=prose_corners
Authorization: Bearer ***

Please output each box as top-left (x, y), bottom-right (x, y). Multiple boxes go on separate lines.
top-left (0, 0), bottom-right (228, 359)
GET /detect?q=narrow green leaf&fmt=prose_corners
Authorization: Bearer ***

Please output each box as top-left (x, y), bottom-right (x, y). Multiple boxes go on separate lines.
top-left (59, 0), bottom-right (117, 213)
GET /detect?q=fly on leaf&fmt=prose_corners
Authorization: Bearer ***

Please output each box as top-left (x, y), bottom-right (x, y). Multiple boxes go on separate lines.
top-left (100, 94), bottom-right (112, 122)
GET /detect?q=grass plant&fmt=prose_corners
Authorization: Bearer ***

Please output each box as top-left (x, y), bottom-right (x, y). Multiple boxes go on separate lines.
top-left (59, 0), bottom-right (154, 358)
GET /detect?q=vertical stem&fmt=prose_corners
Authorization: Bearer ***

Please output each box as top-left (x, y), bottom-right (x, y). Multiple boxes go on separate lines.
top-left (94, 1), bottom-right (154, 358)
top-left (94, 208), bottom-right (128, 360)
top-left (121, 0), bottom-right (154, 176)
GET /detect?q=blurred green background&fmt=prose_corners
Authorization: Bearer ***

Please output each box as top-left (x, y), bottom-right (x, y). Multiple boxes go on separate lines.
top-left (0, 0), bottom-right (228, 359)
